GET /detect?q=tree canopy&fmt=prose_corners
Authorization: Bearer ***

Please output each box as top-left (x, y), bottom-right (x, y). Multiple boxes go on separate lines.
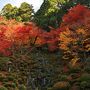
top-left (0, 2), bottom-right (34, 22)
top-left (34, 0), bottom-right (90, 31)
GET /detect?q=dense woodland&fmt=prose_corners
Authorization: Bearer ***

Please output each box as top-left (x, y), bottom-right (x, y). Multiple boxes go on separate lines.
top-left (0, 0), bottom-right (90, 90)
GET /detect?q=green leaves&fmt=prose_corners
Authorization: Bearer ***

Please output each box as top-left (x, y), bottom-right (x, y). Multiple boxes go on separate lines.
top-left (34, 0), bottom-right (70, 31)
top-left (0, 2), bottom-right (34, 22)
top-left (1, 4), bottom-right (13, 15)
top-left (0, 57), bottom-right (11, 64)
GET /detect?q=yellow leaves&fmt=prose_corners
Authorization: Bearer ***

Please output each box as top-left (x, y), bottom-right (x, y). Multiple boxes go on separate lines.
top-left (58, 4), bottom-right (90, 66)
top-left (76, 28), bottom-right (86, 35)
top-left (59, 23), bottom-right (89, 66)
top-left (59, 44), bottom-right (69, 50)
top-left (62, 55), bottom-right (69, 60)
top-left (60, 27), bottom-right (71, 41)
top-left (53, 81), bottom-right (70, 90)
top-left (70, 56), bottom-right (80, 67)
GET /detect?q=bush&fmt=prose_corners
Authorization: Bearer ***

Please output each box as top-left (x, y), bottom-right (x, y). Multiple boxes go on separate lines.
top-left (47, 87), bottom-right (53, 90)
top-left (53, 81), bottom-right (70, 90)
top-left (59, 75), bottom-right (68, 81)
top-left (7, 76), bottom-right (15, 81)
top-left (0, 76), bottom-right (5, 82)
top-left (79, 74), bottom-right (90, 82)
top-left (0, 86), bottom-right (8, 90)
top-left (4, 83), bottom-right (16, 88)
top-left (19, 85), bottom-right (26, 90)
top-left (80, 81), bottom-right (90, 89)
top-left (69, 67), bottom-right (81, 73)
top-left (84, 66), bottom-right (90, 73)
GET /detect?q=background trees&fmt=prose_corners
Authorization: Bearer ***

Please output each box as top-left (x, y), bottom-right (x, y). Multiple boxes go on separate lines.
top-left (34, 0), bottom-right (69, 31)
top-left (19, 2), bottom-right (34, 22)
top-left (0, 2), bottom-right (34, 22)
top-left (0, 4), bottom-right (13, 19)
top-left (34, 0), bottom-right (90, 31)
top-left (1, 0), bottom-right (90, 31)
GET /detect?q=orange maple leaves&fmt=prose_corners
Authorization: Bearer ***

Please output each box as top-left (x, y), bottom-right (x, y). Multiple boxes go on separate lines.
top-left (0, 4), bottom-right (90, 56)
top-left (59, 4), bottom-right (90, 65)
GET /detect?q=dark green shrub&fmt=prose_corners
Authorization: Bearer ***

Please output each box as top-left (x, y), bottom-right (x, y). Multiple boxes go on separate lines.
top-left (4, 83), bottom-right (16, 88)
top-left (2, 79), bottom-right (8, 82)
top-left (19, 85), bottom-right (26, 90)
top-left (7, 76), bottom-right (15, 81)
top-left (47, 87), bottom-right (53, 90)
top-left (0, 86), bottom-right (8, 90)
top-left (79, 74), bottom-right (90, 82)
top-left (59, 75), bottom-right (68, 81)
top-left (80, 81), bottom-right (90, 89)
top-left (69, 67), bottom-right (81, 73)
top-left (84, 66), bottom-right (90, 73)
top-left (0, 76), bottom-right (5, 82)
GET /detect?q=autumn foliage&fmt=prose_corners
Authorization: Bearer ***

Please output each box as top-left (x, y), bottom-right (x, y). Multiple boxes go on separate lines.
top-left (59, 4), bottom-right (90, 65)
top-left (0, 17), bottom-right (61, 56)
top-left (0, 4), bottom-right (90, 58)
